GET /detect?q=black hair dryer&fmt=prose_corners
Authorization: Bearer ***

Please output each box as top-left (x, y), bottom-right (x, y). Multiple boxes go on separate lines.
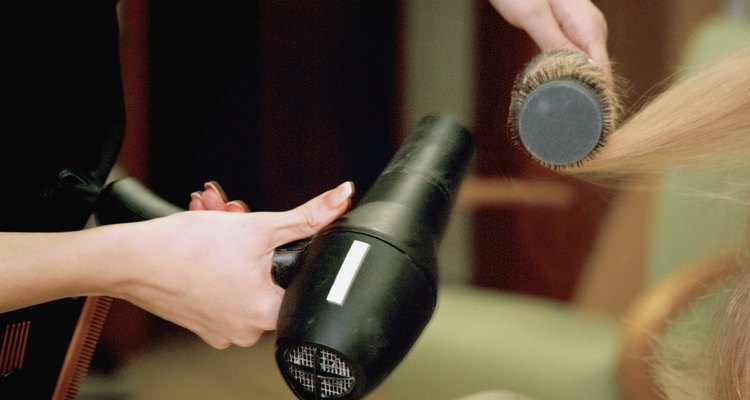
top-left (274, 115), bottom-right (476, 399)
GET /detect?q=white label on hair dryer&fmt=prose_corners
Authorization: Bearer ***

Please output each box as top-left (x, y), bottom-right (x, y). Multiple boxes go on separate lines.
top-left (326, 240), bottom-right (371, 306)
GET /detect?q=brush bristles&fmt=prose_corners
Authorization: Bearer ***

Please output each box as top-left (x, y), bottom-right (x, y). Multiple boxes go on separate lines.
top-left (508, 49), bottom-right (622, 170)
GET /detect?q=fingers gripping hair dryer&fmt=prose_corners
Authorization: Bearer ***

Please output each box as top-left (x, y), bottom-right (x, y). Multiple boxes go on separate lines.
top-left (95, 114), bottom-right (475, 400)
top-left (273, 115), bottom-right (475, 399)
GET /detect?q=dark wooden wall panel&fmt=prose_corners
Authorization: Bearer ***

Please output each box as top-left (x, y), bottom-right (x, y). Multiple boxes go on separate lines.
top-left (146, 1), bottom-right (399, 211)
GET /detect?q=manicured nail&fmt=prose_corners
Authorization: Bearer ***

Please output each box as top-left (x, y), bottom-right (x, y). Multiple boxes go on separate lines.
top-left (190, 191), bottom-right (202, 201)
top-left (226, 200), bottom-right (250, 213)
top-left (204, 180), bottom-right (228, 202)
top-left (324, 181), bottom-right (354, 209)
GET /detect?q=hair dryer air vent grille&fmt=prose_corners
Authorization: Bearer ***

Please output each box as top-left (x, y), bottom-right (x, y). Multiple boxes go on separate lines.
top-left (284, 344), bottom-right (355, 398)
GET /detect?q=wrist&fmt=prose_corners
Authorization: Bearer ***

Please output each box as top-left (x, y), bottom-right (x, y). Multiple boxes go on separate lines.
top-left (77, 221), bottom-right (152, 300)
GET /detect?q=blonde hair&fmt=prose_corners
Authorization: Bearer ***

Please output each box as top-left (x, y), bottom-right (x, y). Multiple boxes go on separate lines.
top-left (705, 269), bottom-right (750, 399)
top-left (653, 260), bottom-right (750, 400)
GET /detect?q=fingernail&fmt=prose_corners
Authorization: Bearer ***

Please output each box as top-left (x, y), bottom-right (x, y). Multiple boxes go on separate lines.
top-left (190, 191), bottom-right (203, 201)
top-left (324, 181), bottom-right (354, 209)
top-left (204, 180), bottom-right (228, 201)
top-left (226, 200), bottom-right (250, 213)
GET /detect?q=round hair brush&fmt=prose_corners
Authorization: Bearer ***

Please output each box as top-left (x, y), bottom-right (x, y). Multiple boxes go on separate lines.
top-left (508, 49), bottom-right (622, 169)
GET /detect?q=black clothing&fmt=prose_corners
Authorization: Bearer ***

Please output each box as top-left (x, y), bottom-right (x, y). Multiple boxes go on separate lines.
top-left (1, 1), bottom-right (125, 231)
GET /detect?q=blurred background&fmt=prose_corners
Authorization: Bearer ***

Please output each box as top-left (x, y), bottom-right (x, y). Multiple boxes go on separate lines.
top-left (94, 0), bottom-right (742, 398)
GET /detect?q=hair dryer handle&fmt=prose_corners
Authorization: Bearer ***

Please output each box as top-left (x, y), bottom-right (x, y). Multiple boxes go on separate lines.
top-left (271, 238), bottom-right (310, 288)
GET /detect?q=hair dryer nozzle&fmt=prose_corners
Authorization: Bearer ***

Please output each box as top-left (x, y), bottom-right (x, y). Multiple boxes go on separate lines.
top-left (275, 115), bottom-right (475, 399)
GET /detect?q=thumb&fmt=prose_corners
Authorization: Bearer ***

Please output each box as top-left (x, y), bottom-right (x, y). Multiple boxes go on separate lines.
top-left (268, 181), bottom-right (355, 247)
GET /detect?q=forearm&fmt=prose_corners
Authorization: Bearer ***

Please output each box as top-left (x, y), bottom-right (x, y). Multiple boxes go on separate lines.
top-left (0, 181), bottom-right (352, 348)
top-left (0, 224), bottom-right (138, 313)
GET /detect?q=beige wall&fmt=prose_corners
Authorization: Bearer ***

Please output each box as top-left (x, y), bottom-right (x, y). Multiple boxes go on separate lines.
top-left (402, 0), bottom-right (478, 284)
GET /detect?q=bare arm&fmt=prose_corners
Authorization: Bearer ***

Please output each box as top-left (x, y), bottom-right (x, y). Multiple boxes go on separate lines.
top-left (0, 181), bottom-right (353, 349)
